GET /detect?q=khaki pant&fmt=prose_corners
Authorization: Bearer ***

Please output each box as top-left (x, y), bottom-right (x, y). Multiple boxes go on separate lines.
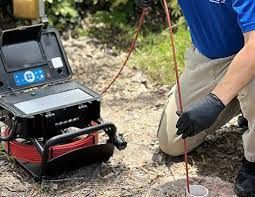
top-left (157, 48), bottom-right (255, 162)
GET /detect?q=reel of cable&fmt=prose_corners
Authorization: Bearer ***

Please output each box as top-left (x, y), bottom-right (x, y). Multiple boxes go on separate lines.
top-left (3, 123), bottom-right (99, 164)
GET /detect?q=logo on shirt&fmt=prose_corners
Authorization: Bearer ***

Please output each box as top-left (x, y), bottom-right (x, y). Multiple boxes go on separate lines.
top-left (209, 0), bottom-right (225, 4)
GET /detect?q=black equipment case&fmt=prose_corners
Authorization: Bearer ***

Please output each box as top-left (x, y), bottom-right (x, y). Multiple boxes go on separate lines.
top-left (0, 24), bottom-right (126, 180)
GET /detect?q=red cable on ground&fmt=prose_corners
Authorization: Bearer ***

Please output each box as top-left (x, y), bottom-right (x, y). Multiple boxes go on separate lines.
top-left (101, 8), bottom-right (147, 95)
top-left (161, 0), bottom-right (190, 192)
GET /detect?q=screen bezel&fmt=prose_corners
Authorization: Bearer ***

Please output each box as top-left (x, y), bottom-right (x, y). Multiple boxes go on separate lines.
top-left (0, 24), bottom-right (47, 73)
top-left (1, 41), bottom-right (46, 72)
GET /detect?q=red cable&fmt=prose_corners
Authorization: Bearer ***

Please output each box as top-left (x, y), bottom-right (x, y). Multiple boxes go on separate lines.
top-left (100, 3), bottom-right (190, 192)
top-left (3, 122), bottom-right (99, 164)
top-left (101, 8), bottom-right (147, 95)
top-left (161, 0), bottom-right (190, 192)
top-left (4, 135), bottom-right (96, 163)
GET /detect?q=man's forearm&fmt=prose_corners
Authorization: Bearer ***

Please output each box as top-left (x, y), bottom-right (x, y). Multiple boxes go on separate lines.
top-left (212, 32), bottom-right (255, 105)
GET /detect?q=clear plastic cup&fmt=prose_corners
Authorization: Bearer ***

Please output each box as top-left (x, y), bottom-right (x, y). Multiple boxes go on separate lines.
top-left (186, 185), bottom-right (209, 197)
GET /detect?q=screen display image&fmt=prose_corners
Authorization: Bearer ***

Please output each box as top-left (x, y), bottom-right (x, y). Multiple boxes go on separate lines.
top-left (2, 40), bottom-right (45, 72)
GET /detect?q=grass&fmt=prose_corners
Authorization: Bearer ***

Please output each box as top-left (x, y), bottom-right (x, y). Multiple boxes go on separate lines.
top-left (130, 24), bottom-right (191, 85)
top-left (83, 10), bottom-right (191, 85)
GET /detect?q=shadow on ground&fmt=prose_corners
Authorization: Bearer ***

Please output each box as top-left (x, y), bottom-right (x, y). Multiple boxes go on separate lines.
top-left (152, 124), bottom-right (245, 184)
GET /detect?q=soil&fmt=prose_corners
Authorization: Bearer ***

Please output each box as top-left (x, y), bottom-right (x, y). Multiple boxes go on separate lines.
top-left (0, 37), bottom-right (245, 197)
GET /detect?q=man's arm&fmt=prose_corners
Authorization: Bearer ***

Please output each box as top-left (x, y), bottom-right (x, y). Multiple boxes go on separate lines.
top-left (212, 30), bottom-right (255, 105)
top-left (176, 0), bottom-right (255, 139)
top-left (176, 31), bottom-right (255, 139)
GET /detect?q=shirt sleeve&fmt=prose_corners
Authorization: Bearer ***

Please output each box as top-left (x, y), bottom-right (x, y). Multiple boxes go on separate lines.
top-left (232, 0), bottom-right (255, 33)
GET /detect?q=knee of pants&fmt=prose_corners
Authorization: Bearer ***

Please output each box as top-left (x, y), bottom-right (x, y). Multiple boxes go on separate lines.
top-left (157, 91), bottom-right (185, 156)
top-left (157, 90), bottom-right (208, 157)
top-left (157, 94), bottom-right (202, 157)
top-left (158, 122), bottom-right (206, 157)
top-left (158, 134), bottom-right (186, 157)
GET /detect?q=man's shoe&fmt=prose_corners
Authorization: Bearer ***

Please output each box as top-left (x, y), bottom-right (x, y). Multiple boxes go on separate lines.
top-left (234, 157), bottom-right (255, 196)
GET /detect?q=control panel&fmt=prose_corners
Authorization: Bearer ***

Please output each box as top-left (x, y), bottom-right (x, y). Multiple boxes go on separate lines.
top-left (13, 68), bottom-right (46, 86)
top-left (0, 27), bottom-right (72, 94)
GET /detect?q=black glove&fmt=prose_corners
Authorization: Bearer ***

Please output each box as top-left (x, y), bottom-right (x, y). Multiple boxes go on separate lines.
top-left (176, 93), bottom-right (225, 139)
top-left (135, 0), bottom-right (153, 8)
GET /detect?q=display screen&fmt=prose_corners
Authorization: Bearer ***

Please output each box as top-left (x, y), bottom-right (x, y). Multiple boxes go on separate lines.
top-left (13, 68), bottom-right (46, 87)
top-left (2, 40), bottom-right (45, 72)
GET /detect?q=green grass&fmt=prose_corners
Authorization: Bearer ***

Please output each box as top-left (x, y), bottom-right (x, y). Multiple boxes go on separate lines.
top-left (130, 25), bottom-right (191, 85)
top-left (83, 10), bottom-right (191, 85)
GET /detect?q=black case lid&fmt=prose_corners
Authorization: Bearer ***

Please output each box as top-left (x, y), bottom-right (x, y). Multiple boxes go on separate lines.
top-left (0, 24), bottom-right (72, 94)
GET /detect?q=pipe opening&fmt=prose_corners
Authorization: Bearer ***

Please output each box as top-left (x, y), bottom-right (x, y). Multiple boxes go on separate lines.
top-left (186, 185), bottom-right (209, 197)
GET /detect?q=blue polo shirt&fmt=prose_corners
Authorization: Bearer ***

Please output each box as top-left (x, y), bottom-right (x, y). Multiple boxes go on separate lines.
top-left (178, 0), bottom-right (255, 59)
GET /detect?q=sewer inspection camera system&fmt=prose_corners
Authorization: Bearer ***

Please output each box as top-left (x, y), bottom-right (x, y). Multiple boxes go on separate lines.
top-left (0, 0), bottom-right (127, 180)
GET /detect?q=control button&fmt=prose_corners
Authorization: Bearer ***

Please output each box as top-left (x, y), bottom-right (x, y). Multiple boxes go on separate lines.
top-left (24, 71), bottom-right (35, 83)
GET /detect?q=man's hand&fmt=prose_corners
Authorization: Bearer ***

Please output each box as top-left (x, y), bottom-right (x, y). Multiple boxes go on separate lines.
top-left (135, 0), bottom-right (153, 8)
top-left (176, 93), bottom-right (225, 139)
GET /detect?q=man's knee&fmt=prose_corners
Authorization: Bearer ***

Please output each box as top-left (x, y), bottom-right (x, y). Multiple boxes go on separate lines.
top-left (157, 98), bottom-right (184, 156)
top-left (157, 90), bottom-right (202, 157)
top-left (158, 137), bottom-right (185, 157)
top-left (158, 126), bottom-right (207, 157)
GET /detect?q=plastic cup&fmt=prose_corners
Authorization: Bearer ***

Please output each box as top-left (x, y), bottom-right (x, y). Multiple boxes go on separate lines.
top-left (186, 185), bottom-right (209, 197)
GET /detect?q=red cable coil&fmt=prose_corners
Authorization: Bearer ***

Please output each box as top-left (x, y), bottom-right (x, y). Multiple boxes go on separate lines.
top-left (3, 123), bottom-right (99, 164)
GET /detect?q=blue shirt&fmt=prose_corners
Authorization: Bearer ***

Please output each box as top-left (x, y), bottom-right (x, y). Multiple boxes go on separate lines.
top-left (178, 0), bottom-right (255, 59)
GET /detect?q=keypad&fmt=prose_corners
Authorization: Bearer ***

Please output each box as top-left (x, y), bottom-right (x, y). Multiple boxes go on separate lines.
top-left (14, 68), bottom-right (46, 86)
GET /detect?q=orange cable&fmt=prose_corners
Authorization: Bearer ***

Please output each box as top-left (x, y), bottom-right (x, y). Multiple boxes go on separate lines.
top-left (101, 9), bottom-right (147, 95)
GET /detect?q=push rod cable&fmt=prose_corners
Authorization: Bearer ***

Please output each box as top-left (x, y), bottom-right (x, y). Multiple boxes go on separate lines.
top-left (101, 8), bottom-right (147, 95)
top-left (161, 0), bottom-right (190, 192)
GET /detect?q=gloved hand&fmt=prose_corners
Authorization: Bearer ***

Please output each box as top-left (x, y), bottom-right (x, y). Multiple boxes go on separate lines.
top-left (135, 0), bottom-right (153, 8)
top-left (176, 93), bottom-right (225, 139)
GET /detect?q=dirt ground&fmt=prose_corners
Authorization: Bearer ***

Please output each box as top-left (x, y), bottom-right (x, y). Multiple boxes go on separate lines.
top-left (0, 37), bottom-right (245, 197)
